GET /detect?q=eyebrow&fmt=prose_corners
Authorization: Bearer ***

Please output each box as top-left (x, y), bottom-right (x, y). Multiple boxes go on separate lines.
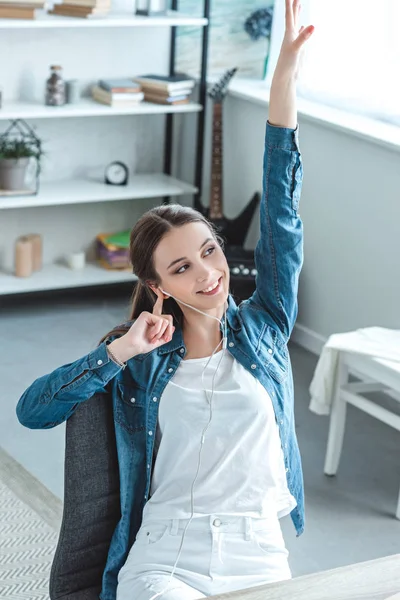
top-left (167, 237), bottom-right (213, 270)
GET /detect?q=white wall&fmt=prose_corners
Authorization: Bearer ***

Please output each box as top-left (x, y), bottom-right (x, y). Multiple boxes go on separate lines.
top-left (182, 92), bottom-right (400, 342)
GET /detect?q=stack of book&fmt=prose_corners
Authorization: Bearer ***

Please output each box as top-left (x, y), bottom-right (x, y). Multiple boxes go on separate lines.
top-left (91, 79), bottom-right (144, 107)
top-left (0, 0), bottom-right (46, 19)
top-left (49, 0), bottom-right (110, 19)
top-left (95, 230), bottom-right (131, 270)
top-left (133, 74), bottom-right (195, 106)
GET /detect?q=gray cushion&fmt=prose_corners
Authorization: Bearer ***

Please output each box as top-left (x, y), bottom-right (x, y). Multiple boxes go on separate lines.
top-left (49, 392), bottom-right (121, 599)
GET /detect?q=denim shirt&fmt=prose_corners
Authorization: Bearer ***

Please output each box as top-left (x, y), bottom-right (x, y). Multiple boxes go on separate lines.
top-left (16, 122), bottom-right (304, 600)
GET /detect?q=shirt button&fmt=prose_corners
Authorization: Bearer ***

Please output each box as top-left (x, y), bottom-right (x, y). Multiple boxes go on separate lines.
top-left (213, 518), bottom-right (221, 527)
top-left (228, 342), bottom-right (234, 347)
top-left (130, 397), bottom-right (136, 403)
top-left (268, 348), bottom-right (273, 354)
top-left (272, 392), bottom-right (276, 397)
top-left (148, 431), bottom-right (153, 436)
top-left (97, 359), bottom-right (103, 365)
top-left (180, 348), bottom-right (184, 354)
top-left (286, 467), bottom-right (289, 472)
top-left (147, 464), bottom-right (150, 469)
top-left (168, 368), bottom-right (173, 373)
top-left (251, 364), bottom-right (257, 369)
top-left (280, 419), bottom-right (284, 425)
top-left (153, 397), bottom-right (158, 402)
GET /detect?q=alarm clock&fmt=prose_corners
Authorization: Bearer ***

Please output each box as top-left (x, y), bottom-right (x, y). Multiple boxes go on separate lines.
top-left (105, 161), bottom-right (129, 186)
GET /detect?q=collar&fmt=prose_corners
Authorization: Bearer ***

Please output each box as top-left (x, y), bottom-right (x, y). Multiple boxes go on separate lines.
top-left (158, 293), bottom-right (241, 356)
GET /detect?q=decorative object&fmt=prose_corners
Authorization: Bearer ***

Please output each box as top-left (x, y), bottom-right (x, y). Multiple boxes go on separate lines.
top-left (45, 65), bottom-right (66, 106)
top-left (95, 231), bottom-right (131, 270)
top-left (66, 80), bottom-right (80, 104)
top-left (14, 233), bottom-right (43, 277)
top-left (66, 251), bottom-right (86, 270)
top-left (104, 161), bottom-right (129, 186)
top-left (135, 0), bottom-right (167, 16)
top-left (15, 235), bottom-right (33, 277)
top-left (0, 119), bottom-right (43, 194)
top-left (244, 7), bottom-right (274, 79)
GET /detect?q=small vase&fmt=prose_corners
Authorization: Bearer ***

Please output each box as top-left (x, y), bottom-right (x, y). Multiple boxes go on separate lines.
top-left (0, 157), bottom-right (30, 190)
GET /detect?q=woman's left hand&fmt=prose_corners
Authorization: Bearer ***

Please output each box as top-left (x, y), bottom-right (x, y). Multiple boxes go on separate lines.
top-left (275, 0), bottom-right (314, 80)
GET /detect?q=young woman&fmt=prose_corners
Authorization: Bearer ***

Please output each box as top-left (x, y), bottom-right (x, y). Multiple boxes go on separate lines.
top-left (16, 3), bottom-right (314, 599)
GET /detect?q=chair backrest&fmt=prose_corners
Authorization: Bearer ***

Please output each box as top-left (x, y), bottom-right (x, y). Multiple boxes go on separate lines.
top-left (49, 391), bottom-right (121, 599)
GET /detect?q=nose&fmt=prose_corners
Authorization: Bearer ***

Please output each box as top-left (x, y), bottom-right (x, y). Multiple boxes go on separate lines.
top-left (197, 266), bottom-right (214, 282)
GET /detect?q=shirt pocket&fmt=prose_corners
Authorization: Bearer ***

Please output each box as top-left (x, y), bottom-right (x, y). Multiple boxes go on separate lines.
top-left (115, 382), bottom-right (146, 433)
top-left (257, 323), bottom-right (288, 384)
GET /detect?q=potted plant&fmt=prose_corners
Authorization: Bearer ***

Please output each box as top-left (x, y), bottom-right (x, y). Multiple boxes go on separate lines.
top-left (0, 134), bottom-right (43, 192)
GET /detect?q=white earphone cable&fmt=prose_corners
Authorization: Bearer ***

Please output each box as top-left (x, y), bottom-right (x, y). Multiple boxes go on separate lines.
top-left (148, 292), bottom-right (228, 600)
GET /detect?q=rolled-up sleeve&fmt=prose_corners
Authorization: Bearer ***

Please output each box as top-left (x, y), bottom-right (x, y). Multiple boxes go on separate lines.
top-left (249, 121), bottom-right (304, 339)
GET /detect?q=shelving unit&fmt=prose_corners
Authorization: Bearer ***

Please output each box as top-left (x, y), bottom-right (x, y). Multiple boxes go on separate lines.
top-left (0, 262), bottom-right (137, 296)
top-left (0, 175), bottom-right (198, 210)
top-left (0, 10), bottom-right (208, 29)
top-left (0, 3), bottom-right (211, 296)
top-left (0, 99), bottom-right (203, 120)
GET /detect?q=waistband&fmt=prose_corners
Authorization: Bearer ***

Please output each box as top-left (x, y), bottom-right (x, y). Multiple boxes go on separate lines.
top-left (141, 514), bottom-right (281, 539)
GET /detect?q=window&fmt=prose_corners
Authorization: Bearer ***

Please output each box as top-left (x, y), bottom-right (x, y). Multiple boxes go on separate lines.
top-left (268, 0), bottom-right (400, 127)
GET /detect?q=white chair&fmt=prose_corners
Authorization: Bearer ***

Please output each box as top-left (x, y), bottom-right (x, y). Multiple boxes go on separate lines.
top-left (324, 350), bottom-right (400, 519)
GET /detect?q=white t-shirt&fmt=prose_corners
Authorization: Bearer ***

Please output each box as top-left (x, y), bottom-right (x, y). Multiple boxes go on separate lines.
top-left (141, 348), bottom-right (297, 522)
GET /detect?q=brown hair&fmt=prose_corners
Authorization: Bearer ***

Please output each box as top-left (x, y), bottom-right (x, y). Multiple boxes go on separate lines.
top-left (99, 203), bottom-right (225, 345)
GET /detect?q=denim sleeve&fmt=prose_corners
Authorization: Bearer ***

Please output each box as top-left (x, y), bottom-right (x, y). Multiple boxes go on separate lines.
top-left (16, 341), bottom-right (122, 429)
top-left (248, 121), bottom-right (304, 340)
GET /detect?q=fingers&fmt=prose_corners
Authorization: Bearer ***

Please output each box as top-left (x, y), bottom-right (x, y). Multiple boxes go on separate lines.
top-left (152, 292), bottom-right (163, 317)
top-left (285, 0), bottom-right (294, 31)
top-left (149, 316), bottom-right (174, 344)
top-left (293, 24), bottom-right (314, 51)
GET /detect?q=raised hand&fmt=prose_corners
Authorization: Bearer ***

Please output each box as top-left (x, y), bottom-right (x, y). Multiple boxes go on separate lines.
top-left (275, 0), bottom-right (314, 80)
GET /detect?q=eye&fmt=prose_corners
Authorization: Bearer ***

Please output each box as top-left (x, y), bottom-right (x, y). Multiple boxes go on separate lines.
top-left (175, 246), bottom-right (216, 274)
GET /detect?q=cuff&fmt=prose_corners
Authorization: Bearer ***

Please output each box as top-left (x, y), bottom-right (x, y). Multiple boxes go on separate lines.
top-left (265, 121), bottom-right (300, 151)
top-left (87, 341), bottom-right (124, 382)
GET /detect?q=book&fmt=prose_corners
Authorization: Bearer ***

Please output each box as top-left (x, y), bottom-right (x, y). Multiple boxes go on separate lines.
top-left (133, 73), bottom-right (195, 93)
top-left (0, 4), bottom-right (36, 17)
top-left (99, 79), bottom-right (142, 93)
top-left (0, 0), bottom-right (44, 5)
top-left (54, 0), bottom-right (110, 6)
top-left (0, 1), bottom-right (44, 7)
top-left (92, 85), bottom-right (144, 106)
top-left (144, 94), bottom-right (190, 106)
top-left (49, 3), bottom-right (109, 16)
top-left (142, 88), bottom-right (192, 99)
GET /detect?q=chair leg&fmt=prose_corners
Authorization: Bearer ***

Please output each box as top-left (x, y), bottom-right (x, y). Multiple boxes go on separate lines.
top-left (396, 488), bottom-right (400, 520)
top-left (324, 353), bottom-right (349, 476)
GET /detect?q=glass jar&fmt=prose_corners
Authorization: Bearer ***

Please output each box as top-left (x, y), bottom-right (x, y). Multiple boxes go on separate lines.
top-left (45, 65), bottom-right (66, 106)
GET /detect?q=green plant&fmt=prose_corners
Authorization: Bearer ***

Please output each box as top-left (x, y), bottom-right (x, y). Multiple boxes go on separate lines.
top-left (0, 138), bottom-right (43, 160)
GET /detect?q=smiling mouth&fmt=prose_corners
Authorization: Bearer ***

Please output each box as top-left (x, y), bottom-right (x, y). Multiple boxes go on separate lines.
top-left (197, 276), bottom-right (223, 295)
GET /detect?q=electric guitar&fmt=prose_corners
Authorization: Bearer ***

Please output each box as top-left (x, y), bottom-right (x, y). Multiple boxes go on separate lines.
top-left (197, 68), bottom-right (260, 280)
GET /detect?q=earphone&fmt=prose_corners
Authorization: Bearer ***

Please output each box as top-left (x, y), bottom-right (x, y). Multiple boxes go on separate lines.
top-left (147, 287), bottom-right (228, 600)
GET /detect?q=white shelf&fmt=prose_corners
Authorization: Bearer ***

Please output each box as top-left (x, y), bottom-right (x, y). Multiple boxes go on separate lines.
top-left (0, 261), bottom-right (137, 295)
top-left (0, 99), bottom-right (203, 120)
top-left (0, 174), bottom-right (198, 210)
top-left (0, 10), bottom-right (208, 29)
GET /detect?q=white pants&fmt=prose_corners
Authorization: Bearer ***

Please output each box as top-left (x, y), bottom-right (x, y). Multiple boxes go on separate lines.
top-left (116, 514), bottom-right (292, 600)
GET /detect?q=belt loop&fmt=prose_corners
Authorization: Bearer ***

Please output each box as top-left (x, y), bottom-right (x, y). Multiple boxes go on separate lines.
top-left (170, 518), bottom-right (179, 536)
top-left (245, 517), bottom-right (252, 541)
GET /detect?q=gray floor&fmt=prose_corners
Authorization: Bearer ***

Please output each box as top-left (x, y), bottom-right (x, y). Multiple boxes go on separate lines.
top-left (1, 286), bottom-right (400, 580)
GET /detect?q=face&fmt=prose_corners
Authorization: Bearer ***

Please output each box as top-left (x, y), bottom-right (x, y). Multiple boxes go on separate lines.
top-left (151, 222), bottom-right (230, 310)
